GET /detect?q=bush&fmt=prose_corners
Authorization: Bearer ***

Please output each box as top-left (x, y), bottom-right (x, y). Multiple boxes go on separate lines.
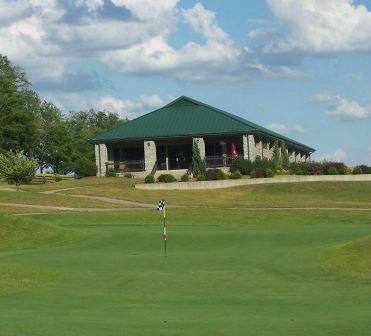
top-left (322, 162), bottom-right (346, 175)
top-left (205, 169), bottom-right (225, 181)
top-left (105, 168), bottom-right (116, 177)
top-left (54, 174), bottom-right (63, 182)
top-left (157, 174), bottom-right (176, 183)
top-left (250, 170), bottom-right (256, 178)
top-left (266, 168), bottom-right (274, 178)
top-left (230, 170), bottom-right (242, 179)
top-left (124, 172), bottom-right (133, 178)
top-left (181, 174), bottom-right (189, 182)
top-left (232, 158), bottom-right (253, 175)
top-left (353, 166), bottom-right (362, 174)
top-left (255, 167), bottom-right (266, 178)
top-left (196, 175), bottom-right (206, 181)
top-left (74, 158), bottom-right (97, 177)
top-left (289, 162), bottom-right (310, 175)
top-left (327, 167), bottom-right (338, 175)
top-left (366, 166), bottom-right (371, 174)
top-left (144, 174), bottom-right (155, 183)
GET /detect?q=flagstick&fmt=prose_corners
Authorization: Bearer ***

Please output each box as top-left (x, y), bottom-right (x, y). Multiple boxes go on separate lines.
top-left (163, 206), bottom-right (167, 257)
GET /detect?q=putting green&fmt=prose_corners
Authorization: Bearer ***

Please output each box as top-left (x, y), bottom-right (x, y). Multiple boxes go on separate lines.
top-left (0, 210), bottom-right (371, 335)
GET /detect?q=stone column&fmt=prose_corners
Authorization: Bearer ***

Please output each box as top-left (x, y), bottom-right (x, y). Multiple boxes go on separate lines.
top-left (247, 134), bottom-right (256, 161)
top-left (95, 143), bottom-right (108, 177)
top-left (295, 151), bottom-right (301, 163)
top-left (144, 140), bottom-right (156, 174)
top-left (243, 135), bottom-right (249, 160)
top-left (255, 139), bottom-right (263, 160)
top-left (289, 149), bottom-right (296, 163)
top-left (193, 137), bottom-right (205, 159)
top-left (262, 140), bottom-right (270, 159)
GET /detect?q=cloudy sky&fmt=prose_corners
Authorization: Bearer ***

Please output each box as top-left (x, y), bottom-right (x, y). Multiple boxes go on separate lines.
top-left (1, 0), bottom-right (371, 164)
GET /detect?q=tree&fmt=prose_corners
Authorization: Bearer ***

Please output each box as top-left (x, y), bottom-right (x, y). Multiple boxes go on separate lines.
top-left (66, 109), bottom-right (126, 168)
top-left (280, 141), bottom-right (290, 169)
top-left (0, 151), bottom-right (37, 189)
top-left (272, 141), bottom-right (282, 170)
top-left (0, 54), bottom-right (40, 156)
top-left (34, 101), bottom-right (73, 174)
top-left (191, 140), bottom-right (206, 176)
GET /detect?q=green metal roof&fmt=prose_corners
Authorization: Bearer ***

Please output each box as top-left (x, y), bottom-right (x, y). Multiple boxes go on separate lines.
top-left (90, 96), bottom-right (315, 152)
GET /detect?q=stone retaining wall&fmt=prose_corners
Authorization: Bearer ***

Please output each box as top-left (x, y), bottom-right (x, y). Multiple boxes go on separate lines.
top-left (135, 174), bottom-right (371, 190)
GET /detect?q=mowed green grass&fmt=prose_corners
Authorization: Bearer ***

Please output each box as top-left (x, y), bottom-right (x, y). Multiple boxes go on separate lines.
top-left (1, 209), bottom-right (371, 335)
top-left (61, 180), bottom-right (371, 209)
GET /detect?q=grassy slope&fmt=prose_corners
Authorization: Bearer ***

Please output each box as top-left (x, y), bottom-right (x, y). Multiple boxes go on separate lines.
top-left (60, 180), bottom-right (371, 209)
top-left (0, 190), bottom-right (123, 211)
top-left (0, 213), bottom-right (87, 295)
top-left (0, 210), bottom-right (370, 335)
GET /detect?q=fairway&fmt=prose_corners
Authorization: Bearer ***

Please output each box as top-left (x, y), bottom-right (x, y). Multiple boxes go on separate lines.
top-left (1, 209), bottom-right (371, 335)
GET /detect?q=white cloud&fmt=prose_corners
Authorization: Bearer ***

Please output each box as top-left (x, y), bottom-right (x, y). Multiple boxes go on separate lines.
top-left (267, 123), bottom-right (306, 134)
top-left (315, 93), bottom-right (371, 121)
top-left (46, 93), bottom-right (168, 118)
top-left (0, 0), bottom-right (304, 89)
top-left (266, 0), bottom-right (371, 53)
top-left (75, 0), bottom-right (104, 13)
top-left (318, 149), bottom-right (347, 162)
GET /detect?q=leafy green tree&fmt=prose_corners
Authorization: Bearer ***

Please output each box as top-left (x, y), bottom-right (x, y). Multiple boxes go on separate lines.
top-left (34, 101), bottom-right (73, 174)
top-left (192, 140), bottom-right (206, 176)
top-left (66, 109), bottom-right (126, 167)
top-left (0, 151), bottom-right (37, 189)
top-left (272, 141), bottom-right (282, 170)
top-left (280, 141), bottom-right (290, 169)
top-left (0, 55), bottom-right (40, 156)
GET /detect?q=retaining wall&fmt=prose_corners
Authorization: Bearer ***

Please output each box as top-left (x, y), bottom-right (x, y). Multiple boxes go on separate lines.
top-left (135, 174), bottom-right (371, 190)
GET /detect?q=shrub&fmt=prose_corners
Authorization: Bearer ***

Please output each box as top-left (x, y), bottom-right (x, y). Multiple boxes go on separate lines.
top-left (74, 158), bottom-right (97, 177)
top-left (359, 165), bottom-right (371, 174)
top-left (230, 170), bottom-right (242, 179)
top-left (322, 162), bottom-right (346, 175)
top-left (353, 166), bottom-right (362, 175)
top-left (124, 172), bottom-right (133, 178)
top-left (250, 170), bottom-right (256, 178)
top-left (144, 174), bottom-right (155, 183)
top-left (205, 169), bottom-right (225, 181)
top-left (266, 168), bottom-right (274, 178)
top-left (289, 162), bottom-right (310, 175)
top-left (232, 158), bottom-right (253, 175)
top-left (0, 151), bottom-right (37, 188)
top-left (327, 167), bottom-right (338, 175)
top-left (196, 175), bottom-right (206, 181)
top-left (192, 140), bottom-right (207, 176)
top-left (181, 174), bottom-right (189, 182)
top-left (254, 158), bottom-right (276, 171)
top-left (157, 174), bottom-right (176, 183)
top-left (54, 174), bottom-right (63, 182)
top-left (255, 167), bottom-right (267, 178)
top-left (105, 168), bottom-right (116, 177)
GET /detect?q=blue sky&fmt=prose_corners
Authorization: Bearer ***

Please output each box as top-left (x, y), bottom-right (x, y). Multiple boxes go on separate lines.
top-left (1, 0), bottom-right (370, 164)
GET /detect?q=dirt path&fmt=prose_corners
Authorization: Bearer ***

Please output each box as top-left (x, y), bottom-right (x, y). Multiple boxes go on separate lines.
top-left (40, 187), bottom-right (83, 194)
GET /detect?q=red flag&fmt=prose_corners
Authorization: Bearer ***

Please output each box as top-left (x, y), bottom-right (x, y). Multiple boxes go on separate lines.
top-left (231, 143), bottom-right (238, 159)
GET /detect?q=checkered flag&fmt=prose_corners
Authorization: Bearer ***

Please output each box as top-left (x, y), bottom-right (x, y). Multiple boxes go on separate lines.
top-left (157, 199), bottom-right (165, 211)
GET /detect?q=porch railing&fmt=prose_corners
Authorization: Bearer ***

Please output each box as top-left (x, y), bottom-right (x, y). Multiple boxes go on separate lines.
top-left (205, 155), bottom-right (241, 168)
top-left (107, 160), bottom-right (145, 172)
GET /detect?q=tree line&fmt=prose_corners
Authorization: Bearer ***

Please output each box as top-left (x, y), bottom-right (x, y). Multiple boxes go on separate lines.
top-left (0, 54), bottom-right (126, 176)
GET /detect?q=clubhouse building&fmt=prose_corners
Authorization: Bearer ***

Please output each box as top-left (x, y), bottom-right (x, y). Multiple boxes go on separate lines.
top-left (90, 96), bottom-right (315, 177)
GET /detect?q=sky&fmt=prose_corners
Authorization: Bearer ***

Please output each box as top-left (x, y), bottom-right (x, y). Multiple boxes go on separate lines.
top-left (1, 0), bottom-right (371, 164)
